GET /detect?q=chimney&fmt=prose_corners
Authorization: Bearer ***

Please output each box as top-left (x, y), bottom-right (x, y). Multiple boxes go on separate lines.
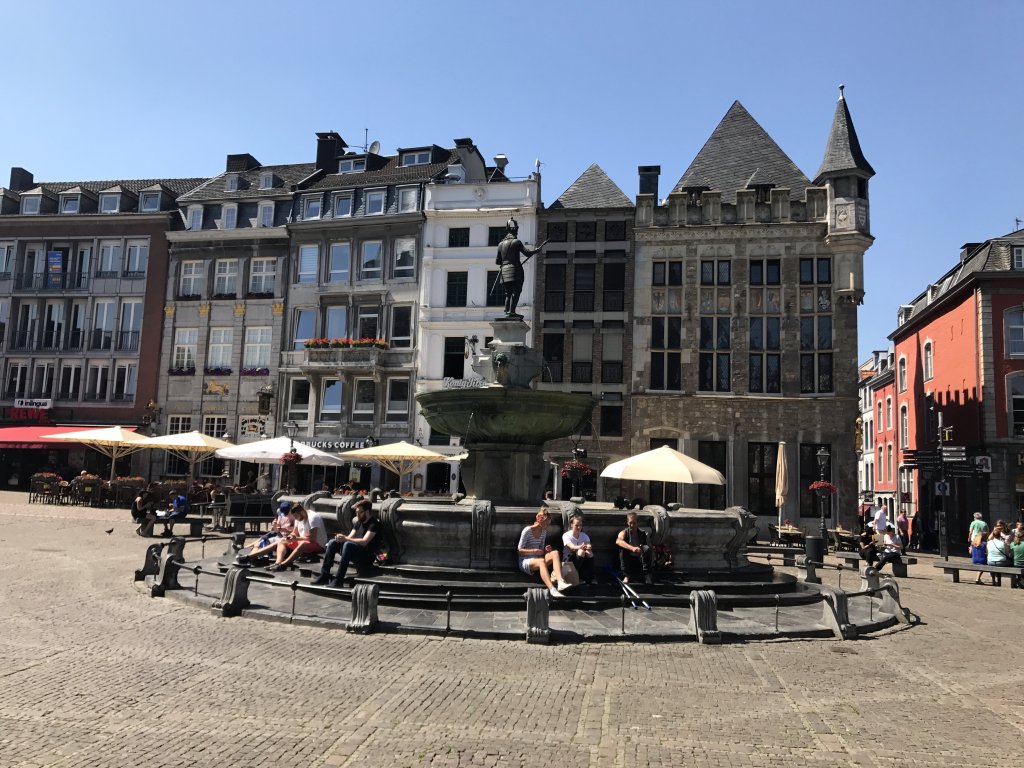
top-left (315, 132), bottom-right (347, 172)
top-left (225, 153), bottom-right (260, 173)
top-left (959, 242), bottom-right (980, 262)
top-left (9, 167), bottom-right (33, 191)
top-left (638, 165), bottom-right (660, 198)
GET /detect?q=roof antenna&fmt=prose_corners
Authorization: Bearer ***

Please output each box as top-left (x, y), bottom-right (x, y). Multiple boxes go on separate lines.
top-left (1016, 216), bottom-right (1023, 231)
top-left (838, 83), bottom-right (845, 100)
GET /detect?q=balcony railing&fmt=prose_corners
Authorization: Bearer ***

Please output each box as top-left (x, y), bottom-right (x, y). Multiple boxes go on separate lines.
top-left (13, 272), bottom-right (91, 291)
top-left (90, 330), bottom-right (113, 351)
top-left (573, 292), bottom-right (595, 312)
top-left (111, 392), bottom-right (136, 402)
top-left (83, 391), bottom-right (107, 402)
top-left (571, 362), bottom-right (593, 383)
top-left (65, 330), bottom-right (85, 351)
top-left (11, 333), bottom-right (34, 350)
top-left (117, 331), bottom-right (140, 351)
top-left (544, 292), bottom-right (565, 312)
top-left (291, 346), bottom-right (415, 371)
top-left (603, 291), bottom-right (625, 311)
top-left (542, 362), bottom-right (563, 383)
top-left (601, 361), bottom-right (623, 384)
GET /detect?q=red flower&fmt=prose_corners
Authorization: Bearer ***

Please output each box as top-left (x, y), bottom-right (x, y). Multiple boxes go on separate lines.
top-left (280, 451), bottom-right (303, 465)
top-left (808, 480), bottom-right (837, 494)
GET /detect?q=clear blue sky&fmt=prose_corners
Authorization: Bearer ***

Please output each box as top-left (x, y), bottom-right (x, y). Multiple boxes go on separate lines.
top-left (3, 1), bottom-right (1023, 361)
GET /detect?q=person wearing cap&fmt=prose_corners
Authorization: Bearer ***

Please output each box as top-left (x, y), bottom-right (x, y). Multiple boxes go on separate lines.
top-left (248, 502), bottom-right (295, 554)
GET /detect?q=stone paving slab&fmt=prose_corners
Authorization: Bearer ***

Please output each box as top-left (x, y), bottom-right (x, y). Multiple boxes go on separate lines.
top-left (2, 492), bottom-right (1023, 768)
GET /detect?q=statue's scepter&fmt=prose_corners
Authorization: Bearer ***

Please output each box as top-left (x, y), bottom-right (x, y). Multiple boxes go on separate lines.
top-left (490, 241), bottom-right (548, 299)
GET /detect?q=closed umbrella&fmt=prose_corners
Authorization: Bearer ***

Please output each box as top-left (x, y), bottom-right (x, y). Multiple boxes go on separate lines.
top-left (42, 426), bottom-right (149, 482)
top-left (135, 431), bottom-right (234, 484)
top-left (774, 442), bottom-right (788, 528)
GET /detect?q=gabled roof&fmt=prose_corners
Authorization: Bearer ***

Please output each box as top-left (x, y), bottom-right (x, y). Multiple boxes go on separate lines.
top-left (549, 164), bottom-right (633, 209)
top-left (814, 86), bottom-right (875, 183)
top-left (671, 101), bottom-right (811, 203)
top-left (17, 177), bottom-right (205, 197)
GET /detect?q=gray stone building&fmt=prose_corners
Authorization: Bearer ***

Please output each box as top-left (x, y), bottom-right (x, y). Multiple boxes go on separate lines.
top-left (535, 165), bottom-right (635, 499)
top-left (627, 92), bottom-right (873, 531)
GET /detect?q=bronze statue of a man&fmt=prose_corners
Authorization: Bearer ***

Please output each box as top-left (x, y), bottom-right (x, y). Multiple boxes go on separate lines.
top-left (495, 216), bottom-right (546, 318)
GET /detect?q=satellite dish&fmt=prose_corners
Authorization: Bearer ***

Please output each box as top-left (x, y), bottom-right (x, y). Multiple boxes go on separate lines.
top-left (368, 140), bottom-right (381, 155)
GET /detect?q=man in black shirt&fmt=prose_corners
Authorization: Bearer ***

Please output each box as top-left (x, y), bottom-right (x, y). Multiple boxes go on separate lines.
top-left (311, 499), bottom-right (380, 587)
top-left (615, 511), bottom-right (653, 584)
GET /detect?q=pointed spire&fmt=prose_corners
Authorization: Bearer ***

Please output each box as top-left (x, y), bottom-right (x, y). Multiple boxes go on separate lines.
top-left (549, 163), bottom-right (633, 209)
top-left (814, 86), bottom-right (874, 183)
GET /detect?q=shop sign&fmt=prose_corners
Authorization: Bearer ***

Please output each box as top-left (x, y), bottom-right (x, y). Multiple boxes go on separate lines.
top-left (14, 399), bottom-right (53, 409)
top-left (442, 375), bottom-right (486, 389)
top-left (307, 439), bottom-right (375, 451)
top-left (238, 415), bottom-right (268, 441)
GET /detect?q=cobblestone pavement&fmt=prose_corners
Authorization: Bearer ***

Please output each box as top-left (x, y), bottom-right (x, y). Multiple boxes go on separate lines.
top-left (2, 491), bottom-right (1023, 768)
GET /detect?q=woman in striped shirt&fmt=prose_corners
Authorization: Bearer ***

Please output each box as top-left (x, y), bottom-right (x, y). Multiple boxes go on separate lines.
top-left (517, 509), bottom-right (572, 598)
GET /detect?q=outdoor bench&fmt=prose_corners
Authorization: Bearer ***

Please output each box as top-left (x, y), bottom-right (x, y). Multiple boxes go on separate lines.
top-left (834, 550), bottom-right (917, 578)
top-left (229, 516), bottom-right (275, 533)
top-left (933, 560), bottom-right (1023, 588)
top-left (154, 516), bottom-right (205, 537)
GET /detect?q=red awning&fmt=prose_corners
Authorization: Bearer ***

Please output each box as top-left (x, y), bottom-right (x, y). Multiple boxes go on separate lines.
top-left (0, 426), bottom-right (123, 449)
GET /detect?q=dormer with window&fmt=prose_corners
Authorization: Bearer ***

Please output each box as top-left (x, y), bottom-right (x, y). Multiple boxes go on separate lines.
top-left (99, 192), bottom-right (121, 214)
top-left (1013, 245), bottom-right (1024, 270)
top-left (333, 193), bottom-right (353, 218)
top-left (897, 304), bottom-right (914, 326)
top-left (221, 203), bottom-right (238, 229)
top-left (364, 188), bottom-right (386, 216)
top-left (20, 191), bottom-right (48, 215)
top-left (139, 190), bottom-right (162, 212)
top-left (60, 193), bottom-right (80, 214)
top-left (259, 172), bottom-right (276, 189)
top-left (186, 205), bottom-right (204, 231)
top-left (338, 157), bottom-right (366, 174)
top-left (400, 149), bottom-right (432, 167)
top-left (303, 195), bottom-right (322, 220)
top-left (224, 173), bottom-right (239, 192)
top-left (258, 202), bottom-right (275, 228)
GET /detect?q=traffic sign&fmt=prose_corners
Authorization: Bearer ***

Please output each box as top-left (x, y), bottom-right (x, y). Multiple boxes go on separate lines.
top-left (942, 445), bottom-right (967, 461)
top-left (935, 481), bottom-right (950, 496)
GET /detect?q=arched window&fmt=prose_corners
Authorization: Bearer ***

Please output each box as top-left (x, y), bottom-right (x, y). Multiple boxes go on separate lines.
top-left (923, 343), bottom-right (934, 380)
top-left (1006, 309), bottom-right (1024, 356)
top-left (898, 357), bottom-right (907, 391)
top-left (877, 401), bottom-right (883, 431)
top-left (877, 446), bottom-right (883, 482)
top-left (900, 404), bottom-right (909, 449)
top-left (886, 397), bottom-right (893, 429)
top-left (1009, 373), bottom-right (1024, 437)
top-left (887, 444), bottom-right (893, 482)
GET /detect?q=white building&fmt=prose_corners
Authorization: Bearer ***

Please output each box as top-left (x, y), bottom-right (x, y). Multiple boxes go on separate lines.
top-left (414, 153), bottom-right (540, 493)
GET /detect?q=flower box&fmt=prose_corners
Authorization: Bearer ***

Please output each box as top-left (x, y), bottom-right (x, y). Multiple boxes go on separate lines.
top-left (204, 367), bottom-right (233, 376)
top-left (168, 367), bottom-right (197, 376)
top-left (240, 367), bottom-right (270, 376)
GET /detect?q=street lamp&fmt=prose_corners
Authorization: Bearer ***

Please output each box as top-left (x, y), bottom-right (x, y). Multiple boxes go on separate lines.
top-left (285, 420), bottom-right (298, 451)
top-left (816, 447), bottom-right (831, 546)
top-left (221, 432), bottom-right (232, 484)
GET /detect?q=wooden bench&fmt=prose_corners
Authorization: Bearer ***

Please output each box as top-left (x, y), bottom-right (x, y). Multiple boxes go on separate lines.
top-left (153, 516), bottom-right (205, 537)
top-left (933, 560), bottom-right (1024, 588)
top-left (834, 550), bottom-right (918, 578)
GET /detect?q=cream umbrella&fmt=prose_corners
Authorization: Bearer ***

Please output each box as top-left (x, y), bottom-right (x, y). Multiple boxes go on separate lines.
top-left (135, 431), bottom-right (235, 484)
top-left (339, 440), bottom-right (467, 490)
top-left (214, 436), bottom-right (347, 466)
top-left (774, 442), bottom-right (788, 528)
top-left (42, 426), bottom-right (150, 482)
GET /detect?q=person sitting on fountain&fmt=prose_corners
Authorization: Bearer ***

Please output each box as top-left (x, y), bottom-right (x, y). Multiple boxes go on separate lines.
top-left (311, 499), bottom-right (379, 587)
top-left (518, 509), bottom-right (573, 598)
top-left (615, 511), bottom-right (653, 585)
top-left (251, 503), bottom-right (327, 572)
top-left (562, 514), bottom-right (594, 585)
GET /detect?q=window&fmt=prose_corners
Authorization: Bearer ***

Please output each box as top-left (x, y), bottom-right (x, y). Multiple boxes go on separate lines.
top-left (224, 174), bottom-right (239, 192)
top-left (165, 416), bottom-right (192, 474)
top-left (898, 357), bottom-right (907, 392)
top-left (172, 328), bottom-right (198, 369)
top-left (1008, 309), bottom-right (1024, 356)
top-left (4, 362), bottom-right (28, 398)
top-left (486, 270), bottom-right (503, 307)
top-left (397, 187), bottom-right (418, 213)
top-left (360, 241), bottom-right (382, 279)
top-left (249, 258), bottom-right (276, 294)
top-left (0, 299), bottom-right (9, 346)
top-left (571, 331), bottom-right (593, 383)
top-left (877, 446), bottom-right (883, 483)
top-left (188, 206), bottom-right (203, 230)
top-left (651, 260), bottom-right (684, 391)
top-left (599, 404), bottom-right (623, 437)
top-left (746, 443), bottom-right (779, 516)
top-left (320, 379), bottom-right (342, 422)
top-left (748, 315), bottom-right (781, 394)
top-left (605, 221), bottom-right (626, 241)
top-left (799, 256), bottom-right (833, 393)
top-left (1010, 375), bottom-right (1024, 437)
top-left (303, 196), bottom-right (321, 220)
top-left (393, 237), bottom-right (415, 278)
top-left (293, 309), bottom-right (314, 350)
top-left (400, 150), bottom-right (431, 166)
top-left (99, 194), bottom-right (119, 213)
top-left (365, 189), bottom-right (385, 215)
top-left (124, 241), bottom-right (148, 276)
top-left (547, 222), bottom-right (567, 242)
top-left (357, 306), bottom-right (379, 339)
top-left (749, 258), bottom-right (781, 287)
top-left (900, 404), bottom-right (909, 449)
top-left (886, 397), bottom-right (893, 429)
top-left (575, 221), bottom-right (596, 242)
top-left (214, 259), bottom-right (238, 296)
top-left (140, 192), bottom-right (160, 212)
top-left (488, 227), bottom-right (506, 247)
top-left (443, 337), bottom-right (465, 379)
top-left (85, 364), bottom-right (110, 401)
top-left (325, 306), bottom-right (347, 339)
top-left (320, 243), bottom-right (349, 285)
top-left (222, 204), bottom-right (237, 229)
top-left (877, 402), bottom-right (884, 432)
top-left (386, 379), bottom-right (410, 422)
top-left (799, 443), bottom-right (831, 517)
top-left (334, 194), bottom-right (352, 218)
top-left (1014, 247), bottom-right (1024, 270)
top-left (353, 379), bottom-right (376, 422)
top-left (446, 271), bottom-right (468, 307)
top-left (199, 416), bottom-right (229, 475)
top-left (243, 327), bottom-right (271, 367)
top-left (390, 305), bottom-right (412, 348)
top-left (887, 444), bottom-right (893, 483)
top-left (288, 379), bottom-right (311, 421)
top-left (697, 441), bottom-right (727, 510)
top-left (297, 245), bottom-right (319, 284)
top-left (602, 333), bottom-right (623, 384)
top-left (338, 158), bottom-right (365, 174)
top-left (179, 261), bottom-right (204, 296)
top-left (260, 173), bottom-right (274, 189)
top-left (0, 243), bottom-right (12, 278)
top-left (698, 259), bottom-right (733, 392)
top-left (118, 301), bottom-right (142, 351)
top-left (573, 264), bottom-right (595, 312)
top-left (98, 241), bottom-right (121, 276)
top-left (545, 264), bottom-right (566, 312)
top-left (31, 362), bottom-right (55, 398)
top-left (603, 262), bottom-right (625, 311)
top-left (448, 227), bottom-right (469, 248)
top-left (258, 202), bottom-right (274, 228)
top-left (58, 363), bottom-right (81, 400)
top-left (207, 328), bottom-right (233, 368)
top-left (60, 195), bottom-right (79, 214)
top-left (91, 301), bottom-right (115, 350)
top-left (924, 342), bottom-right (934, 379)
top-left (42, 302), bottom-right (64, 350)
top-left (21, 196), bottom-right (41, 214)
top-left (543, 333), bottom-right (564, 383)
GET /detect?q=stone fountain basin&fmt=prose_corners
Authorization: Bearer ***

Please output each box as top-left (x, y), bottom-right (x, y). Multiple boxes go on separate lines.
top-left (416, 388), bottom-right (596, 444)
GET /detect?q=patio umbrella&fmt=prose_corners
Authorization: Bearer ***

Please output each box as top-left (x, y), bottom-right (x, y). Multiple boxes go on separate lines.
top-left (42, 426), bottom-right (149, 482)
top-left (775, 442), bottom-right (788, 528)
top-left (214, 436), bottom-right (347, 466)
top-left (600, 445), bottom-right (725, 485)
top-left (134, 431), bottom-right (234, 484)
top-left (339, 440), bottom-right (467, 490)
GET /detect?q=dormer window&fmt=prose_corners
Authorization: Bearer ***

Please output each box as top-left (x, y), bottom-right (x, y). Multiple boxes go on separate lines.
top-left (333, 193), bottom-right (353, 218)
top-left (338, 158), bottom-right (365, 174)
top-left (260, 172), bottom-right (274, 189)
top-left (1013, 246), bottom-right (1024, 270)
top-left (365, 189), bottom-right (385, 215)
top-left (224, 174), bottom-right (239, 192)
top-left (303, 196), bottom-right (322, 220)
top-left (258, 202), bottom-right (274, 228)
top-left (140, 192), bottom-right (160, 212)
top-left (21, 196), bottom-right (40, 215)
top-left (222, 204), bottom-right (238, 229)
top-left (400, 150), bottom-right (431, 167)
top-left (397, 186), bottom-right (418, 213)
top-left (60, 195), bottom-right (80, 214)
top-left (187, 205), bottom-right (203, 231)
top-left (100, 193), bottom-right (120, 213)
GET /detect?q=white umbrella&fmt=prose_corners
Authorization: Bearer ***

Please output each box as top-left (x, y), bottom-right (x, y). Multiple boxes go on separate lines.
top-left (135, 431), bottom-right (234, 483)
top-left (339, 440), bottom-right (467, 489)
top-left (42, 426), bottom-right (149, 482)
top-left (601, 445), bottom-right (725, 485)
top-left (215, 436), bottom-right (347, 466)
top-left (774, 442), bottom-right (788, 528)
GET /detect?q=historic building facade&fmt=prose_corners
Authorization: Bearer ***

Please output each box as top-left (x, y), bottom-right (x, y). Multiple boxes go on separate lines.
top-left (626, 92), bottom-right (873, 530)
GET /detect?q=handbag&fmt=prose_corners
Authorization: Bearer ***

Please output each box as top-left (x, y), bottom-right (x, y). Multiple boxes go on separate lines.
top-left (560, 560), bottom-right (580, 586)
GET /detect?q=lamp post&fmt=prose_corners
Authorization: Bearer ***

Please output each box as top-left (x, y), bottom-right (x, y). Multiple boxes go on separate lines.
top-left (284, 421), bottom-right (299, 492)
top-left (816, 446), bottom-right (831, 547)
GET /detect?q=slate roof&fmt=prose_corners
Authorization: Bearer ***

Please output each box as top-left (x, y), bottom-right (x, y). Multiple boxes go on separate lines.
top-left (177, 163), bottom-right (315, 202)
top-left (15, 177), bottom-right (205, 197)
top-left (301, 150), bottom-right (459, 192)
top-left (671, 101), bottom-right (811, 203)
top-left (549, 164), bottom-right (633, 210)
top-left (813, 88), bottom-right (875, 183)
